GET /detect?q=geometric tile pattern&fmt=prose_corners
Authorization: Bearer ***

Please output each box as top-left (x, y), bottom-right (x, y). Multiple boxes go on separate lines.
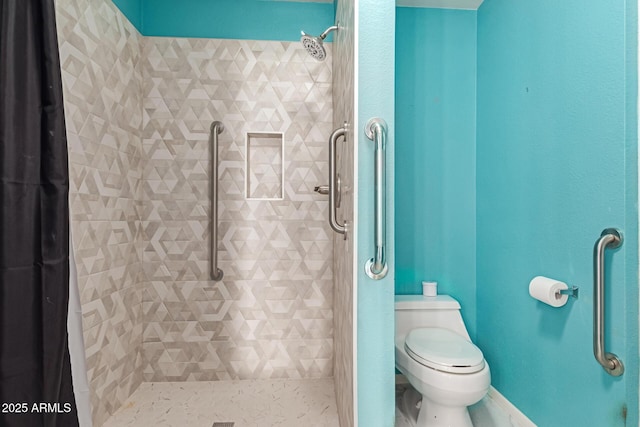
top-left (332, 1), bottom-right (356, 426)
top-left (56, 1), bottom-right (336, 424)
top-left (140, 37), bottom-right (334, 382)
top-left (246, 133), bottom-right (284, 199)
top-left (55, 0), bottom-right (145, 426)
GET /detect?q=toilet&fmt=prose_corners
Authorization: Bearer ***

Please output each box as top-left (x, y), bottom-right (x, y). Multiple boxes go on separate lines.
top-left (395, 295), bottom-right (490, 427)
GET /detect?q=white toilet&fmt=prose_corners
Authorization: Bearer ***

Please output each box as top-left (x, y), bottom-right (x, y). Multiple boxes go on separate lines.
top-left (395, 294), bottom-right (490, 427)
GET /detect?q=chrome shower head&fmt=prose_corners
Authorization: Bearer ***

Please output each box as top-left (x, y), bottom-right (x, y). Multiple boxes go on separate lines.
top-left (301, 32), bottom-right (327, 61)
top-left (300, 25), bottom-right (338, 61)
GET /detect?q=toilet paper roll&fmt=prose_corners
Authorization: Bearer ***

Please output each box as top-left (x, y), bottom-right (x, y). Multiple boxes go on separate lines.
top-left (529, 276), bottom-right (569, 307)
top-left (422, 281), bottom-right (437, 297)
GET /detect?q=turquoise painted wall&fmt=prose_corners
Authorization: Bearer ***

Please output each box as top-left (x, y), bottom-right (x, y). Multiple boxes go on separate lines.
top-left (357, 1), bottom-right (396, 426)
top-left (142, 0), bottom-right (333, 41)
top-left (395, 8), bottom-right (477, 338)
top-left (111, 0), bottom-right (334, 41)
top-left (112, 0), bottom-right (142, 29)
top-left (477, 0), bottom-right (638, 426)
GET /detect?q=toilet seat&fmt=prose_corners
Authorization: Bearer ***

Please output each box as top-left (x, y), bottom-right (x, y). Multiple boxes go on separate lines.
top-left (404, 327), bottom-right (485, 374)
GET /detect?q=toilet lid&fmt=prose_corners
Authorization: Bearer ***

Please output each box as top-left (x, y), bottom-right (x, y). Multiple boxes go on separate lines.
top-left (404, 328), bottom-right (485, 374)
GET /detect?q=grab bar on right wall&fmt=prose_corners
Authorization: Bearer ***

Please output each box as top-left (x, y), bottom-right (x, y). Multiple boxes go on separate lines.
top-left (329, 126), bottom-right (347, 235)
top-left (364, 118), bottom-right (388, 280)
top-left (210, 121), bottom-right (224, 281)
top-left (593, 228), bottom-right (624, 376)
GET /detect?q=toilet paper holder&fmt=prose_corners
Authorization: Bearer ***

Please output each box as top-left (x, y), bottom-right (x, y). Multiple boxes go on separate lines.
top-left (557, 286), bottom-right (579, 299)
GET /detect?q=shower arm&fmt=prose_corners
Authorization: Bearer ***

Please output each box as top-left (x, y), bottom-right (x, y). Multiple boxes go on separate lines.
top-left (319, 25), bottom-right (339, 40)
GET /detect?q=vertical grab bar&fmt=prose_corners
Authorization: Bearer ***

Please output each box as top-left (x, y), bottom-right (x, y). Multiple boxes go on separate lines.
top-left (593, 228), bottom-right (624, 376)
top-left (210, 121), bottom-right (224, 281)
top-left (364, 118), bottom-right (388, 280)
top-left (329, 126), bottom-right (347, 235)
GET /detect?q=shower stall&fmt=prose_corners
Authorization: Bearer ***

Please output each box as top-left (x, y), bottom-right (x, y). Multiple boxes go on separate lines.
top-left (50, 0), bottom-right (397, 425)
top-left (139, 36), bottom-right (335, 385)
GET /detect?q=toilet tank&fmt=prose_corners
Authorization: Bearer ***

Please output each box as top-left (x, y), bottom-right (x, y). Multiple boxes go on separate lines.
top-left (395, 295), bottom-right (470, 340)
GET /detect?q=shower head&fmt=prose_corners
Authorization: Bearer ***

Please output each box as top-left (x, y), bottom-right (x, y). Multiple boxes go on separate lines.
top-left (300, 25), bottom-right (338, 61)
top-left (301, 32), bottom-right (327, 61)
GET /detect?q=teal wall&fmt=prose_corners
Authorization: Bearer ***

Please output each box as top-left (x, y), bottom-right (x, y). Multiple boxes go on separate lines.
top-left (357, 1), bottom-right (396, 426)
top-left (111, 0), bottom-right (334, 41)
top-left (395, 8), bottom-right (477, 338)
top-left (396, 0), bottom-right (638, 424)
top-left (476, 0), bottom-right (638, 426)
top-left (112, 0), bottom-right (142, 29)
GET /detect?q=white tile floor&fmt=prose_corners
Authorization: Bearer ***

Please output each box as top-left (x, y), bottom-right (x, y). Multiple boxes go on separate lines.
top-left (103, 378), bottom-right (522, 427)
top-left (102, 378), bottom-right (340, 427)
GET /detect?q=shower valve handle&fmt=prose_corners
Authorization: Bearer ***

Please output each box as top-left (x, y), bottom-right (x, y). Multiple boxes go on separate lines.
top-left (314, 185), bottom-right (329, 195)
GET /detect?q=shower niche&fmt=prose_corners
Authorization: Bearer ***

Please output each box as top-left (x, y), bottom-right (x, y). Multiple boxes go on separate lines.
top-left (245, 131), bottom-right (284, 200)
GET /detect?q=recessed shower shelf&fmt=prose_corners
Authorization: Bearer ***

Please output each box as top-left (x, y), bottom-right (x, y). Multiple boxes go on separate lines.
top-left (245, 132), bottom-right (285, 200)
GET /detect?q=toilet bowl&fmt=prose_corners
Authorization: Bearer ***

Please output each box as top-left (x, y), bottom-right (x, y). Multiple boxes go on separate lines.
top-left (395, 295), bottom-right (490, 427)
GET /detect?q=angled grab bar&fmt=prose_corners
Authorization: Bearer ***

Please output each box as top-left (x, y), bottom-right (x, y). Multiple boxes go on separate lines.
top-left (593, 228), bottom-right (623, 376)
top-left (210, 121), bottom-right (224, 281)
top-left (364, 118), bottom-right (388, 280)
top-left (329, 126), bottom-right (347, 235)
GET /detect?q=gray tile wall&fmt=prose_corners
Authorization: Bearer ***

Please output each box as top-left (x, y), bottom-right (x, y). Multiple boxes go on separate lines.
top-left (56, 0), bottom-right (145, 425)
top-left (56, 1), bottom-right (337, 424)
top-left (140, 38), bottom-right (335, 381)
top-left (333, 0), bottom-right (356, 425)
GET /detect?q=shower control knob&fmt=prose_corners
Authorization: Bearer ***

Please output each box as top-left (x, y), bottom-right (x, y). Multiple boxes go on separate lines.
top-left (314, 185), bottom-right (329, 195)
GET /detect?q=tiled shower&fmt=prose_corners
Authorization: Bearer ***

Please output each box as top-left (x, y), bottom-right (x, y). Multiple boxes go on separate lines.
top-left (55, 0), bottom-right (344, 425)
top-left (331, 0), bottom-right (355, 426)
top-left (57, 1), bottom-right (145, 422)
top-left (140, 37), bottom-right (333, 383)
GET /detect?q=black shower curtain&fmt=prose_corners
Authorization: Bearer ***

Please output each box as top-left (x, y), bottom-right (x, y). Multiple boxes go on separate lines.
top-left (0, 1), bottom-right (78, 426)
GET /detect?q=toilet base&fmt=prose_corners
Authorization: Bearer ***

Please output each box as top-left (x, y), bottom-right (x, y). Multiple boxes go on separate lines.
top-left (416, 396), bottom-right (473, 427)
top-left (400, 386), bottom-right (421, 424)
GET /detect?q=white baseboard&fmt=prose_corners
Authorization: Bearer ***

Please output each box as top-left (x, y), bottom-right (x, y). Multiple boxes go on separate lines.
top-left (487, 386), bottom-right (537, 427)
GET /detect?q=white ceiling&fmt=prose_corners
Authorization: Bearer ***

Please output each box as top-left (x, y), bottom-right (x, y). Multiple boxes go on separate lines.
top-left (264, 0), bottom-right (483, 10)
top-left (397, 0), bottom-right (483, 9)
top-left (263, 0), bottom-right (332, 2)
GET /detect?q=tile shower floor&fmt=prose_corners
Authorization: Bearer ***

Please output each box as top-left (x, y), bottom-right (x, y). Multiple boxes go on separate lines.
top-left (103, 378), bottom-right (522, 427)
top-left (102, 378), bottom-right (339, 427)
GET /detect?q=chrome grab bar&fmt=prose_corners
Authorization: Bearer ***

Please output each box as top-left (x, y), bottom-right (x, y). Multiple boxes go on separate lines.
top-left (329, 126), bottom-right (347, 235)
top-left (593, 228), bottom-right (623, 376)
top-left (364, 118), bottom-right (388, 280)
top-left (210, 121), bottom-right (224, 281)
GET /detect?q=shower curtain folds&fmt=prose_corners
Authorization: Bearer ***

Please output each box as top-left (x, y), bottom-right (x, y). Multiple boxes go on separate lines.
top-left (0, 0), bottom-right (78, 425)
